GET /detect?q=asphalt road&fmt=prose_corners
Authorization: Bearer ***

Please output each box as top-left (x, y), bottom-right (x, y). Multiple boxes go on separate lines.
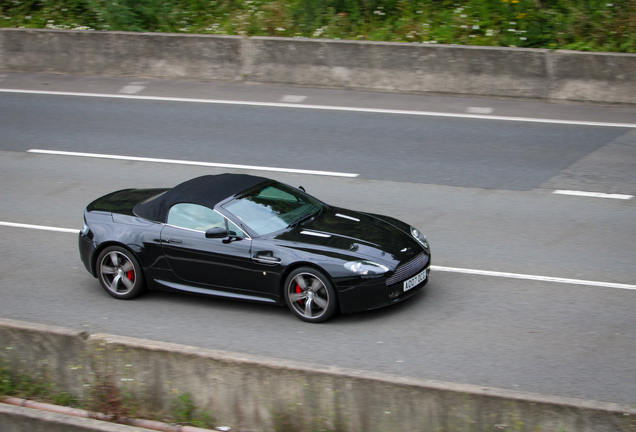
top-left (1, 73), bottom-right (635, 405)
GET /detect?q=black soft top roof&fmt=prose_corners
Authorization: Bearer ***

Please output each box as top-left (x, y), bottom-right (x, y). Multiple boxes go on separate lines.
top-left (133, 174), bottom-right (268, 222)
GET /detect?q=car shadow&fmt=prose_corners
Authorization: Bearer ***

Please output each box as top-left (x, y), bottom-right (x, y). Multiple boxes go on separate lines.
top-left (141, 288), bottom-right (289, 315)
top-left (330, 284), bottom-right (431, 325)
top-left (97, 282), bottom-right (432, 326)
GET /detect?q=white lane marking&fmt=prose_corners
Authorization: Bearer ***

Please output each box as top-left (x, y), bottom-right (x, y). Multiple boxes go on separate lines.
top-left (119, 85), bottom-right (145, 94)
top-left (0, 221), bottom-right (78, 234)
top-left (467, 107), bottom-right (493, 114)
top-left (1, 89), bottom-right (634, 128)
top-left (280, 95), bottom-right (307, 103)
top-left (1, 220), bottom-right (634, 291)
top-left (27, 149), bottom-right (359, 178)
top-left (431, 265), bottom-right (636, 291)
top-left (553, 190), bottom-right (633, 200)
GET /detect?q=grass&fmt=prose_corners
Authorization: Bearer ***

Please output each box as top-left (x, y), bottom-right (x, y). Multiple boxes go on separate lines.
top-left (170, 392), bottom-right (216, 428)
top-left (0, 0), bottom-right (634, 52)
top-left (0, 362), bottom-right (215, 428)
top-left (0, 360), bottom-right (80, 407)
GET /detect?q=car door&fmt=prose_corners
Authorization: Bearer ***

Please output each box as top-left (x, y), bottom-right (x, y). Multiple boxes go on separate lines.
top-left (160, 203), bottom-right (255, 291)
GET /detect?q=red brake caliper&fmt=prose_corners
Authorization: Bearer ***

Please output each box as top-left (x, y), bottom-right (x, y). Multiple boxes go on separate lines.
top-left (296, 284), bottom-right (304, 305)
top-left (127, 270), bottom-right (135, 282)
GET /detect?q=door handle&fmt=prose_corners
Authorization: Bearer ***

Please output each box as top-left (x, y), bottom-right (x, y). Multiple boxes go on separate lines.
top-left (168, 238), bottom-right (183, 244)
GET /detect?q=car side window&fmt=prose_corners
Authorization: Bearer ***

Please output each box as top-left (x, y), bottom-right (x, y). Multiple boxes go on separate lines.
top-left (227, 219), bottom-right (245, 239)
top-left (167, 203), bottom-right (225, 232)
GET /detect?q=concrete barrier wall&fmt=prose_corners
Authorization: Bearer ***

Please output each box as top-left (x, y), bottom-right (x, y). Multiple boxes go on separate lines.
top-left (1, 28), bottom-right (636, 104)
top-left (550, 50), bottom-right (636, 105)
top-left (244, 37), bottom-right (552, 99)
top-left (1, 318), bottom-right (635, 432)
top-left (0, 29), bottom-right (242, 80)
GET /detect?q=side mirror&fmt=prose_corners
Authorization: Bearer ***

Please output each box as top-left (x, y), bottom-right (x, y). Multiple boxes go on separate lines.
top-left (298, 186), bottom-right (306, 192)
top-left (205, 227), bottom-right (228, 238)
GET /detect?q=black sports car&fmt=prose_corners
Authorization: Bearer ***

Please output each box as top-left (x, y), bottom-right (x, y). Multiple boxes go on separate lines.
top-left (79, 174), bottom-right (431, 323)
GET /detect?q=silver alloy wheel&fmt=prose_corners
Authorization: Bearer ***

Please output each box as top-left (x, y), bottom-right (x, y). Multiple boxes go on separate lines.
top-left (99, 251), bottom-right (136, 295)
top-left (286, 272), bottom-right (330, 319)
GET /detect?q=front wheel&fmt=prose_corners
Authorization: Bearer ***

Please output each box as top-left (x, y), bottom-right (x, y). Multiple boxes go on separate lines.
top-left (97, 246), bottom-right (145, 300)
top-left (284, 267), bottom-right (338, 323)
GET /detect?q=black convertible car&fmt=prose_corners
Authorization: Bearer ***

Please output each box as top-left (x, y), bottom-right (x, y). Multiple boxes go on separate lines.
top-left (79, 174), bottom-right (430, 323)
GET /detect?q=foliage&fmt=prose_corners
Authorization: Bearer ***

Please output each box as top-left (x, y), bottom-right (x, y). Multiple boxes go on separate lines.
top-left (86, 0), bottom-right (171, 32)
top-left (86, 371), bottom-right (135, 421)
top-left (170, 392), bottom-right (216, 428)
top-left (0, 361), bottom-right (79, 407)
top-left (0, 362), bottom-right (214, 427)
top-left (0, 0), bottom-right (634, 51)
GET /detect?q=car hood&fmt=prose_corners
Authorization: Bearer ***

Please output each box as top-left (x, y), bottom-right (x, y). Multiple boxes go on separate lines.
top-left (272, 207), bottom-right (424, 267)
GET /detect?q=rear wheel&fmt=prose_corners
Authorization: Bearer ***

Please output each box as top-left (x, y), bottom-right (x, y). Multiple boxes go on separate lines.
top-left (97, 246), bottom-right (145, 300)
top-left (284, 267), bottom-right (338, 323)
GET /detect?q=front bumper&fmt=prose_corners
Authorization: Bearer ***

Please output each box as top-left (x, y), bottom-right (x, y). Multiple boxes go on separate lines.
top-left (78, 232), bottom-right (96, 276)
top-left (336, 263), bottom-right (430, 314)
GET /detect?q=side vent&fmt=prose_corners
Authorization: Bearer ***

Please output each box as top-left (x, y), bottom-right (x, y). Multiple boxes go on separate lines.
top-left (335, 213), bottom-right (360, 222)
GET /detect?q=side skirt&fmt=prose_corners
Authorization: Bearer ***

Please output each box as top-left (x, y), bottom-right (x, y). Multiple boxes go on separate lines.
top-left (154, 279), bottom-right (277, 303)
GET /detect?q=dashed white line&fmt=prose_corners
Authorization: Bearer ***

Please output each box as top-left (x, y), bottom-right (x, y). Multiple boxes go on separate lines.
top-left (467, 107), bottom-right (493, 114)
top-left (553, 190), bottom-right (633, 200)
top-left (119, 84), bottom-right (146, 94)
top-left (280, 95), bottom-right (307, 103)
top-left (27, 149), bottom-right (359, 178)
top-left (1, 89), bottom-right (634, 128)
top-left (0, 221), bottom-right (78, 234)
top-left (1, 221), bottom-right (634, 291)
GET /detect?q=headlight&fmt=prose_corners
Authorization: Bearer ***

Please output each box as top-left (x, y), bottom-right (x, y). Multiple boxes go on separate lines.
top-left (344, 260), bottom-right (390, 275)
top-left (81, 222), bottom-right (90, 236)
top-left (410, 226), bottom-right (429, 249)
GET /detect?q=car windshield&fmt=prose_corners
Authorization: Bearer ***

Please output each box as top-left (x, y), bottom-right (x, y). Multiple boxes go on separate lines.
top-left (223, 182), bottom-right (323, 236)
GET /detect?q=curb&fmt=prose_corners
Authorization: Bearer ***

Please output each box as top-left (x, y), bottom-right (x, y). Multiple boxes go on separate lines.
top-left (0, 402), bottom-right (146, 432)
top-left (1, 397), bottom-right (220, 432)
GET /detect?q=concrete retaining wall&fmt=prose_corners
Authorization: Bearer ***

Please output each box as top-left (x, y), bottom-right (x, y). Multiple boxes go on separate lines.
top-left (1, 28), bottom-right (635, 104)
top-left (1, 318), bottom-right (635, 432)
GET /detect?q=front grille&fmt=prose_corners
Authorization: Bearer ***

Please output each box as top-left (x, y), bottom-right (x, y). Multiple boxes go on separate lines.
top-left (386, 252), bottom-right (429, 286)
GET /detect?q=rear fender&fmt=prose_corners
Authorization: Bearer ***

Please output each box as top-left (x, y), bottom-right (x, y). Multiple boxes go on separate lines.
top-left (91, 242), bottom-right (143, 278)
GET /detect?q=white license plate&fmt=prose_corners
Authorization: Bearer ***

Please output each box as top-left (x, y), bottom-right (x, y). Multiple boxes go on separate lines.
top-left (403, 269), bottom-right (428, 292)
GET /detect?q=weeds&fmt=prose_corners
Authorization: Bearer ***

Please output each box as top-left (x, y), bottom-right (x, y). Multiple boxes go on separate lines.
top-left (170, 392), bottom-right (216, 428)
top-left (0, 0), bottom-right (634, 52)
top-left (0, 362), bottom-right (215, 428)
top-left (0, 361), bottom-right (80, 407)
top-left (85, 371), bottom-right (134, 421)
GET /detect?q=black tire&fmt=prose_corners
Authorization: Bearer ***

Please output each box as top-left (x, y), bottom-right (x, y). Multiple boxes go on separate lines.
top-left (96, 246), bottom-right (145, 300)
top-left (284, 267), bottom-right (338, 323)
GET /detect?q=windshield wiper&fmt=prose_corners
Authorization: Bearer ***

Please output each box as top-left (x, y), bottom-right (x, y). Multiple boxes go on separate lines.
top-left (289, 206), bottom-right (323, 228)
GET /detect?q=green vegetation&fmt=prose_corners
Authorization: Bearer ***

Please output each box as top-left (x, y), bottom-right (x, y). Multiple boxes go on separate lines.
top-left (0, 0), bottom-right (634, 52)
top-left (0, 361), bottom-right (80, 407)
top-left (170, 392), bottom-right (216, 428)
top-left (85, 371), bottom-right (137, 420)
top-left (0, 362), bottom-right (215, 428)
